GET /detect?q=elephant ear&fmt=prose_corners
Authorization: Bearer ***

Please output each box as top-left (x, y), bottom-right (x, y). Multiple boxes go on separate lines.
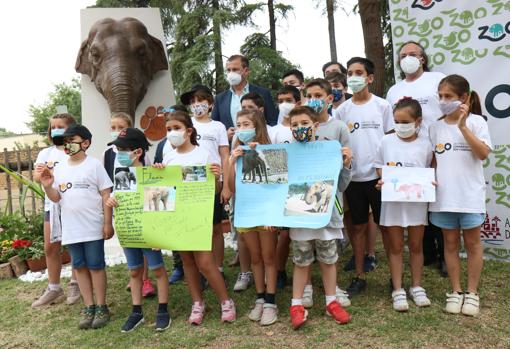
top-left (148, 34), bottom-right (168, 75)
top-left (75, 38), bottom-right (92, 77)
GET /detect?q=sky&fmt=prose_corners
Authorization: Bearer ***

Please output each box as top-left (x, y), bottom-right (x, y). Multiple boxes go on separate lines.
top-left (0, 0), bottom-right (364, 134)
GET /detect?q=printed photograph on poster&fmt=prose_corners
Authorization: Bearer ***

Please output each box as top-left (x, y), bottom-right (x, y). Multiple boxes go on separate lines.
top-left (284, 180), bottom-right (334, 216)
top-left (381, 166), bottom-right (435, 202)
top-left (114, 167), bottom-right (137, 192)
top-left (143, 186), bottom-right (176, 212)
top-left (242, 148), bottom-right (288, 184)
top-left (182, 166), bottom-right (207, 182)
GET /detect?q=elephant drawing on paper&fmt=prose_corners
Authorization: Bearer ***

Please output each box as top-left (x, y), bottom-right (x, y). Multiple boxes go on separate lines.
top-left (242, 150), bottom-right (268, 183)
top-left (146, 187), bottom-right (169, 211)
top-left (115, 169), bottom-right (136, 190)
top-left (304, 181), bottom-right (333, 213)
top-left (75, 17), bottom-right (168, 124)
top-left (396, 183), bottom-right (423, 200)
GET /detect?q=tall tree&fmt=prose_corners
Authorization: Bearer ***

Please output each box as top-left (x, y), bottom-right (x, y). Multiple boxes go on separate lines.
top-left (268, 0), bottom-right (276, 50)
top-left (326, 0), bottom-right (338, 61)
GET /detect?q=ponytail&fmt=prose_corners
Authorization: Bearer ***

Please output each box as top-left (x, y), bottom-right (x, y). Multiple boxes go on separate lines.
top-left (190, 127), bottom-right (199, 146)
top-left (468, 90), bottom-right (482, 115)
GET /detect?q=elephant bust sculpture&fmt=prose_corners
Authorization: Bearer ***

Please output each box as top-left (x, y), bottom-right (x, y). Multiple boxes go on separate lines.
top-left (75, 17), bottom-right (168, 123)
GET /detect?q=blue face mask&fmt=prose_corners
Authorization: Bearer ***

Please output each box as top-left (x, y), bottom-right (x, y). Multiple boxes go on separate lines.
top-left (236, 128), bottom-right (256, 144)
top-left (332, 89), bottom-right (343, 102)
top-left (51, 128), bottom-right (65, 138)
top-left (110, 131), bottom-right (120, 140)
top-left (117, 151), bottom-right (134, 167)
top-left (306, 98), bottom-right (326, 113)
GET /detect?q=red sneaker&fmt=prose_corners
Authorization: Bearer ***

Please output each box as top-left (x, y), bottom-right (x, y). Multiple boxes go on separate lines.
top-left (290, 305), bottom-right (308, 330)
top-left (141, 279), bottom-right (156, 298)
top-left (326, 300), bottom-right (351, 324)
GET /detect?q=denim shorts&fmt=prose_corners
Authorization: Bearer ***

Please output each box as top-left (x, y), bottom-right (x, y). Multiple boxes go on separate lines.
top-left (429, 212), bottom-right (485, 230)
top-left (67, 239), bottom-right (105, 270)
top-left (123, 248), bottom-right (165, 270)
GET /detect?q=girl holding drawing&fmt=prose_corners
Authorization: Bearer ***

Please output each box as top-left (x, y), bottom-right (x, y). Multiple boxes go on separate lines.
top-left (429, 75), bottom-right (492, 316)
top-left (374, 98), bottom-right (434, 312)
top-left (228, 109), bottom-right (279, 326)
top-left (155, 111), bottom-right (236, 325)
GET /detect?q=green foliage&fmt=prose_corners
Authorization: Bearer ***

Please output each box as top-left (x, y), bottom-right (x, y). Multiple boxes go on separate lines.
top-left (0, 128), bottom-right (16, 138)
top-left (381, 0), bottom-right (395, 94)
top-left (26, 78), bottom-right (81, 136)
top-left (0, 212), bottom-right (45, 261)
top-left (0, 164), bottom-right (45, 216)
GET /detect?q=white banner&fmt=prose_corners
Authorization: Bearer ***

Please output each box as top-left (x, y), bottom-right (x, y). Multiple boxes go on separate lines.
top-left (389, 0), bottom-right (510, 261)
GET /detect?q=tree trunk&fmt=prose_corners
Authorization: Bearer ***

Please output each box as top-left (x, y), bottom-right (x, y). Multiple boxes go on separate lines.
top-left (358, 0), bottom-right (385, 96)
top-left (212, 0), bottom-right (226, 92)
top-left (268, 0), bottom-right (277, 50)
top-left (327, 0), bottom-right (337, 62)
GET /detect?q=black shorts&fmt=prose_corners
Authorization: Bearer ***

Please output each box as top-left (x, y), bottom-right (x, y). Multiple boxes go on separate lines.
top-left (213, 194), bottom-right (224, 225)
top-left (345, 179), bottom-right (381, 225)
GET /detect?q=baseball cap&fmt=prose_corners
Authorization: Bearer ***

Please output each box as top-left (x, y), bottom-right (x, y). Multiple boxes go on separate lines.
top-left (180, 84), bottom-right (213, 105)
top-left (107, 128), bottom-right (150, 150)
top-left (62, 124), bottom-right (92, 141)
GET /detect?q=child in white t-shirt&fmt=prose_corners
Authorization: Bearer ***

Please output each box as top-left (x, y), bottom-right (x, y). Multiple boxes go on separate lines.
top-left (374, 98), bottom-right (433, 312)
top-left (40, 124), bottom-right (114, 330)
top-left (32, 113), bottom-right (80, 308)
top-left (287, 106), bottom-right (353, 330)
top-left (429, 75), bottom-right (492, 317)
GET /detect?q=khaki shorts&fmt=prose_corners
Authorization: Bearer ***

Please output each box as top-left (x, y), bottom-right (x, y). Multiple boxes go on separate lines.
top-left (292, 239), bottom-right (338, 267)
top-left (237, 226), bottom-right (266, 234)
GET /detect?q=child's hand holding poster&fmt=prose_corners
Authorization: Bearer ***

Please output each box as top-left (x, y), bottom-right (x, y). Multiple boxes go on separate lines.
top-left (381, 166), bottom-right (436, 202)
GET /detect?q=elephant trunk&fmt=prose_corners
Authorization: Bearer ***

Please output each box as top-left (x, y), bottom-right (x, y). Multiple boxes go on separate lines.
top-left (103, 64), bottom-right (140, 123)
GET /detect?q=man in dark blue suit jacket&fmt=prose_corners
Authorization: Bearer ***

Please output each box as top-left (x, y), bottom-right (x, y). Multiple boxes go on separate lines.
top-left (211, 55), bottom-right (278, 140)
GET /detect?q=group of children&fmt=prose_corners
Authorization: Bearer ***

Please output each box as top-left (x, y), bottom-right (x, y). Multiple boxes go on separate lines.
top-left (33, 54), bottom-right (491, 332)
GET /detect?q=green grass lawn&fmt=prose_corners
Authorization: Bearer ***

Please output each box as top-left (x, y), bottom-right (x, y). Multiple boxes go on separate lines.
top-left (1, 247), bottom-right (509, 349)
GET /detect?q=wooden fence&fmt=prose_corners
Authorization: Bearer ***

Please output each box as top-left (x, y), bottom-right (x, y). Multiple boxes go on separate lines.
top-left (0, 147), bottom-right (45, 215)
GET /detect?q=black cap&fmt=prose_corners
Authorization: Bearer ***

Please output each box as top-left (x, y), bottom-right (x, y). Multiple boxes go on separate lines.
top-left (62, 124), bottom-right (92, 141)
top-left (107, 128), bottom-right (150, 150)
top-left (180, 84), bottom-right (213, 105)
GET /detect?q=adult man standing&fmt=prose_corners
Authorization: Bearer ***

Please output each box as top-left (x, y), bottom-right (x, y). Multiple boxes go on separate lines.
top-left (212, 55), bottom-right (278, 140)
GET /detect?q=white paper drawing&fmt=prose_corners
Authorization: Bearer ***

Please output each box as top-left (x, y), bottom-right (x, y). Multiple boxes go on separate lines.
top-left (381, 166), bottom-right (436, 203)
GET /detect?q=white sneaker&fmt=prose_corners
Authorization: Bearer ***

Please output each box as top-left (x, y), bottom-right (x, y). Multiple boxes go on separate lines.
top-left (66, 281), bottom-right (81, 305)
top-left (409, 286), bottom-right (431, 307)
top-left (233, 272), bottom-right (252, 292)
top-left (248, 298), bottom-right (265, 321)
top-left (445, 292), bottom-right (464, 314)
top-left (335, 286), bottom-right (351, 307)
top-left (461, 293), bottom-right (480, 317)
top-left (260, 303), bottom-right (278, 326)
top-left (302, 285), bottom-right (313, 309)
top-left (392, 289), bottom-right (409, 312)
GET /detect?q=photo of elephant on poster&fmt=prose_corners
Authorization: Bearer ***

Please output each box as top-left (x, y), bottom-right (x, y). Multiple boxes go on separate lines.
top-left (143, 186), bottom-right (176, 212)
top-left (284, 180), bottom-right (334, 216)
top-left (241, 148), bottom-right (288, 184)
top-left (114, 167), bottom-right (137, 192)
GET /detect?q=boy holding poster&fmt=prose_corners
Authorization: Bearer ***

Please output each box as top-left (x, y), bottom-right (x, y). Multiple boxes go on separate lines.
top-left (287, 106), bottom-right (353, 330)
top-left (374, 98), bottom-right (433, 312)
top-left (105, 128), bottom-right (171, 333)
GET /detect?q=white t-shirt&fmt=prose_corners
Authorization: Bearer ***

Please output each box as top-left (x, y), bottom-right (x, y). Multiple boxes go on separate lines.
top-left (192, 119), bottom-right (229, 164)
top-left (52, 156), bottom-right (113, 245)
top-left (386, 71), bottom-right (445, 132)
top-left (334, 94), bottom-right (394, 181)
top-left (269, 124), bottom-right (293, 144)
top-left (35, 146), bottom-right (69, 211)
top-left (428, 114), bottom-right (492, 213)
top-left (162, 145), bottom-right (212, 166)
top-left (374, 133), bottom-right (433, 226)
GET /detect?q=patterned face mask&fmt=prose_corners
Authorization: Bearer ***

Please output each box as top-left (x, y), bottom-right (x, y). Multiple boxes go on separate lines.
top-left (292, 126), bottom-right (314, 143)
top-left (64, 142), bottom-right (83, 156)
top-left (190, 103), bottom-right (210, 117)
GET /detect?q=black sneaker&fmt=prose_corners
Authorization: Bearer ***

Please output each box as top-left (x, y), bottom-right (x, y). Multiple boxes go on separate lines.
top-left (91, 305), bottom-right (111, 329)
top-left (343, 255), bottom-right (355, 271)
top-left (155, 312), bottom-right (171, 332)
top-left (277, 270), bottom-right (287, 289)
top-left (79, 305), bottom-right (95, 330)
top-left (363, 255), bottom-right (378, 273)
top-left (121, 312), bottom-right (144, 333)
top-left (346, 277), bottom-right (367, 297)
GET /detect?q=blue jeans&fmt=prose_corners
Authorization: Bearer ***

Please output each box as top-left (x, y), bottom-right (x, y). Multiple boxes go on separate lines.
top-left (68, 239), bottom-right (105, 270)
top-left (123, 248), bottom-right (164, 270)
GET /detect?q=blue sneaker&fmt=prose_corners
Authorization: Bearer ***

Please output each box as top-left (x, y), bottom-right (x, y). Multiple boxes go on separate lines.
top-left (343, 255), bottom-right (355, 271)
top-left (364, 255), bottom-right (378, 273)
top-left (168, 267), bottom-right (184, 285)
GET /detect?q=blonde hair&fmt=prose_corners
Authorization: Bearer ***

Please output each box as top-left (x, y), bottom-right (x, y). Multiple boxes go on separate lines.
top-left (110, 112), bottom-right (133, 127)
top-left (234, 110), bottom-right (271, 148)
top-left (47, 113), bottom-right (76, 144)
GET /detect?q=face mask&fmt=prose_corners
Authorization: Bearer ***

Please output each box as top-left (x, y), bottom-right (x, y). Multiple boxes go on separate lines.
top-left (400, 56), bottom-right (421, 75)
top-left (332, 88), bottom-right (343, 102)
top-left (394, 123), bottom-right (417, 139)
top-left (110, 131), bottom-right (120, 140)
top-left (439, 100), bottom-right (462, 115)
top-left (191, 103), bottom-right (210, 117)
top-left (292, 126), bottom-right (314, 143)
top-left (117, 151), bottom-right (135, 167)
top-left (347, 76), bottom-right (367, 93)
top-left (167, 130), bottom-right (186, 147)
top-left (306, 98), bottom-right (326, 113)
top-left (226, 72), bottom-right (242, 86)
top-left (51, 128), bottom-right (65, 138)
top-left (278, 102), bottom-right (295, 120)
top-left (64, 142), bottom-right (83, 156)
top-left (236, 128), bottom-right (256, 144)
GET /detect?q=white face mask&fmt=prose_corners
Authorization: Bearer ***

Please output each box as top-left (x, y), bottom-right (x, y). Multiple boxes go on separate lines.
top-left (226, 72), bottom-right (242, 86)
top-left (400, 56), bottom-right (421, 75)
top-left (167, 130), bottom-right (186, 147)
top-left (394, 122), bottom-right (417, 139)
top-left (278, 102), bottom-right (295, 120)
top-left (347, 76), bottom-right (367, 93)
top-left (439, 100), bottom-right (462, 115)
